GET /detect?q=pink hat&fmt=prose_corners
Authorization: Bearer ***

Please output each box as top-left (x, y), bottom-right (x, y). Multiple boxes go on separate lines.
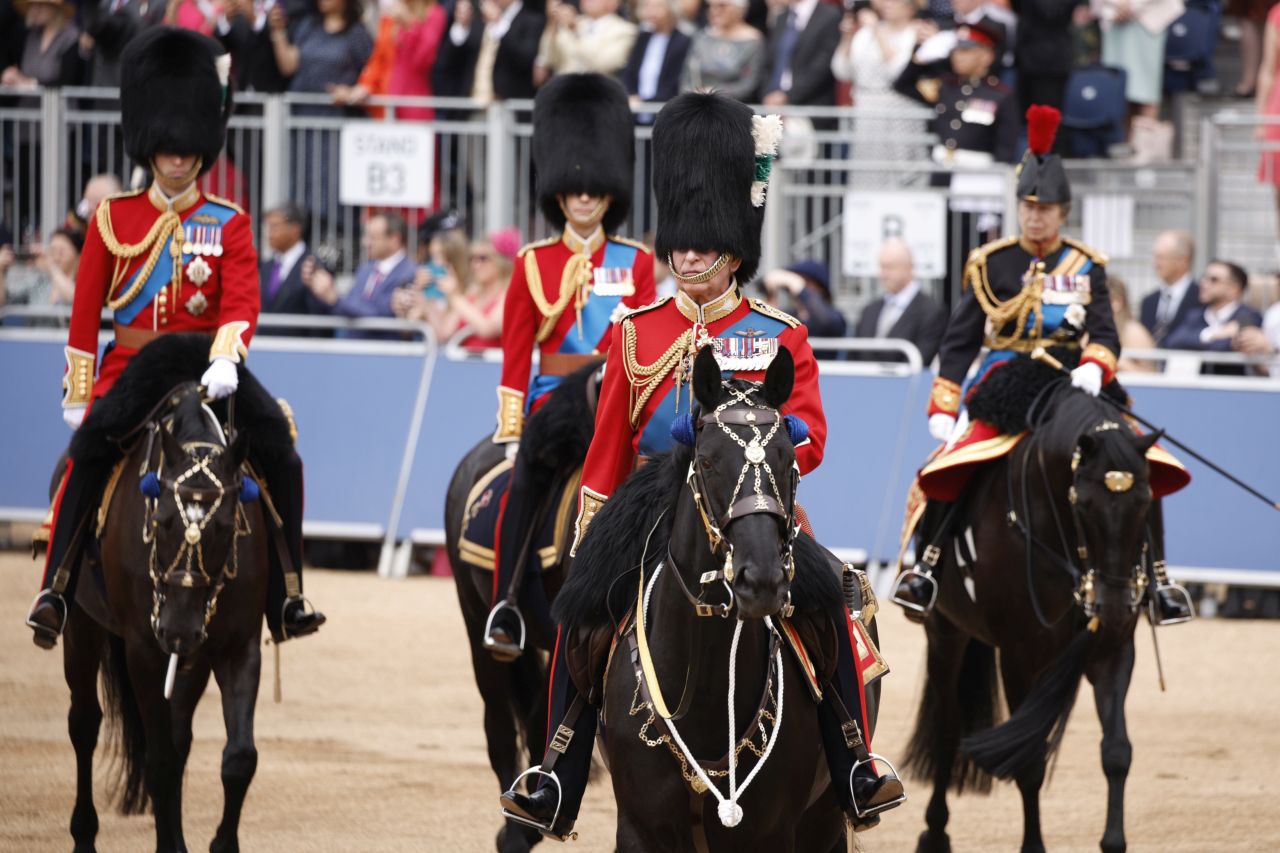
top-left (490, 227), bottom-right (521, 261)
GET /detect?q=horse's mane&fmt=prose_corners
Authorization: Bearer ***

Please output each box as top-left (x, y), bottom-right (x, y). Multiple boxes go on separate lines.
top-left (554, 380), bottom-right (844, 631)
top-left (966, 350), bottom-right (1143, 466)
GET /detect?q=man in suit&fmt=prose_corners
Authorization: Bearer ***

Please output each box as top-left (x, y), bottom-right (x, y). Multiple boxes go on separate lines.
top-left (438, 0), bottom-right (546, 103)
top-left (538, 0), bottom-right (637, 77)
top-left (759, 0), bottom-right (842, 110)
top-left (305, 212), bottom-right (416, 338)
top-left (1139, 229), bottom-right (1199, 346)
top-left (619, 0), bottom-right (692, 109)
top-left (761, 259), bottom-right (848, 358)
top-left (259, 202), bottom-right (326, 317)
top-left (1163, 259), bottom-right (1264, 376)
top-left (854, 238), bottom-right (948, 364)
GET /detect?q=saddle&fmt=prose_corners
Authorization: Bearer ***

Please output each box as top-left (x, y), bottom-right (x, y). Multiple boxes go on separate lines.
top-left (457, 458), bottom-right (582, 573)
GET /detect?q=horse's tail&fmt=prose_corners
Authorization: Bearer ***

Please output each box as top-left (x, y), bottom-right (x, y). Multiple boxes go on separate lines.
top-left (961, 628), bottom-right (1092, 780)
top-left (903, 638), bottom-right (1002, 794)
top-left (101, 634), bottom-right (150, 814)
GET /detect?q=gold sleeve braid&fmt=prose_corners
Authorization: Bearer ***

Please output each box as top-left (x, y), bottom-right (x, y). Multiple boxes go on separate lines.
top-left (210, 321), bottom-right (251, 363)
top-left (62, 347), bottom-right (95, 407)
top-left (570, 486), bottom-right (607, 557)
top-left (493, 386), bottom-right (525, 443)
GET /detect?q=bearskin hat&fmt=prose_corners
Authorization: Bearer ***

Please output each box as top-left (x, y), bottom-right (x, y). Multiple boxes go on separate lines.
top-left (1016, 105), bottom-right (1071, 205)
top-left (533, 74), bottom-right (634, 234)
top-left (121, 27), bottom-right (232, 177)
top-left (652, 93), bottom-right (780, 284)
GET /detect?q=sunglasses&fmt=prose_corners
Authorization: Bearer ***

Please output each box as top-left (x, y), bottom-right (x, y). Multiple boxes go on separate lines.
top-left (470, 253), bottom-right (493, 263)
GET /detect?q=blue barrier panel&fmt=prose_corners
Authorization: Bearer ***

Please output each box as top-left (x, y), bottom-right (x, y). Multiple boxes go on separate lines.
top-left (1128, 384), bottom-right (1280, 574)
top-left (801, 370), bottom-right (933, 563)
top-left (248, 341), bottom-right (428, 535)
top-left (0, 337), bottom-right (77, 514)
top-left (397, 356), bottom-right (503, 539)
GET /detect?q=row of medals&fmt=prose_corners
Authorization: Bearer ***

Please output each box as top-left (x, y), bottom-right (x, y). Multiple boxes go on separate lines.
top-left (181, 224), bottom-right (220, 317)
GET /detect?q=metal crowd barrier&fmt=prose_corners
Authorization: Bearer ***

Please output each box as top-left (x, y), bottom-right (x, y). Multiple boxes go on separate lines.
top-left (2, 313), bottom-right (1277, 586)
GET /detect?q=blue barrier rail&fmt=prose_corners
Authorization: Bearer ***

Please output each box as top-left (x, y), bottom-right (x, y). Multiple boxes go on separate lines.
top-left (2, 326), bottom-right (1276, 586)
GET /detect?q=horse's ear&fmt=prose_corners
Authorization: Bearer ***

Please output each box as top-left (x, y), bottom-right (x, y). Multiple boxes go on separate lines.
top-left (692, 346), bottom-right (723, 410)
top-left (159, 423), bottom-right (186, 467)
top-left (227, 432), bottom-right (251, 472)
top-left (762, 347), bottom-right (795, 409)
top-left (1132, 429), bottom-right (1163, 458)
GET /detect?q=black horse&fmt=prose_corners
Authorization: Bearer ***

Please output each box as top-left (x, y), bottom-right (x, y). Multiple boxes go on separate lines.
top-left (443, 363), bottom-right (601, 853)
top-left (61, 383), bottom-right (269, 853)
top-left (556, 348), bottom-right (876, 852)
top-left (904, 379), bottom-right (1165, 853)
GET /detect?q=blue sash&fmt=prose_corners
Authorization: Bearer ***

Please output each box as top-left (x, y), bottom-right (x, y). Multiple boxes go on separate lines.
top-left (114, 200), bottom-right (236, 326)
top-left (638, 309), bottom-right (789, 456)
top-left (558, 241), bottom-right (637, 355)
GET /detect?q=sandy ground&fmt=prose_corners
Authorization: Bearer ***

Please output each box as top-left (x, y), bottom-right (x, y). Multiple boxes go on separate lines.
top-left (2, 552), bottom-right (1279, 853)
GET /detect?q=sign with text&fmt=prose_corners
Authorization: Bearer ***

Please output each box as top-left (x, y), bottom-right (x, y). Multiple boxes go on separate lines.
top-left (842, 191), bottom-right (947, 279)
top-left (339, 122), bottom-right (435, 207)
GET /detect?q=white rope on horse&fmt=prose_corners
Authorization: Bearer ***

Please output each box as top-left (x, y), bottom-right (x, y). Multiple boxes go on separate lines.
top-left (643, 563), bottom-right (785, 828)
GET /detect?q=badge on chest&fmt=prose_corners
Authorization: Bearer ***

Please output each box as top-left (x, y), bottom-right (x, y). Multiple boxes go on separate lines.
top-left (1038, 273), bottom-right (1092, 305)
top-left (960, 99), bottom-right (997, 127)
top-left (592, 267), bottom-right (635, 297)
top-left (711, 330), bottom-right (780, 371)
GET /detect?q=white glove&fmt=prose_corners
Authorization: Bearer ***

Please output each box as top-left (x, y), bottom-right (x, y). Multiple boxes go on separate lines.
top-left (62, 405), bottom-right (87, 430)
top-left (504, 440), bottom-right (520, 462)
top-left (915, 30), bottom-right (958, 65)
top-left (1071, 362), bottom-right (1103, 397)
top-left (928, 413), bottom-right (956, 442)
top-left (201, 357), bottom-right (239, 399)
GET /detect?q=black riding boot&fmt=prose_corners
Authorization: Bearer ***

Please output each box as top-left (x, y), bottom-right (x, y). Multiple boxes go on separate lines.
top-left (1145, 500), bottom-right (1194, 625)
top-left (818, 611), bottom-right (906, 827)
top-left (892, 500), bottom-right (950, 619)
top-left (254, 448), bottom-right (325, 641)
top-left (486, 451), bottom-right (549, 661)
top-left (500, 627), bottom-right (591, 840)
top-left (26, 456), bottom-right (114, 649)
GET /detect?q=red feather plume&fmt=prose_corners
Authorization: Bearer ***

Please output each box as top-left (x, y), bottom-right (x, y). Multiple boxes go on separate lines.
top-left (1025, 105), bottom-right (1061, 156)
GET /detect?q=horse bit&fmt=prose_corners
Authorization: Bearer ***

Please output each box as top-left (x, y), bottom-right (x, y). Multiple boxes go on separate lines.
top-left (141, 426), bottom-right (251, 637)
top-left (677, 383), bottom-right (800, 620)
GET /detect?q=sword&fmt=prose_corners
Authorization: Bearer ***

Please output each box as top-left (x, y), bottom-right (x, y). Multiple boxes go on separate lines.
top-left (1031, 347), bottom-right (1280, 512)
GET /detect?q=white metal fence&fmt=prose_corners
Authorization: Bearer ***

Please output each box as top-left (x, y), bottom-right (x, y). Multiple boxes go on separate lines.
top-left (0, 87), bottom-right (1271, 314)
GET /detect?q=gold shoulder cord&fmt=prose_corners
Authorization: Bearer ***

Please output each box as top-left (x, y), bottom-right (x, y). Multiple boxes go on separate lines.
top-left (96, 201), bottom-right (183, 311)
top-left (967, 249), bottom-right (1044, 349)
top-left (525, 251), bottom-right (595, 343)
top-left (622, 317), bottom-right (691, 429)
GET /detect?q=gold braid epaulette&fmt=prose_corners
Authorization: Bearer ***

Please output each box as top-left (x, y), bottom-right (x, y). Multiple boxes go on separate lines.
top-left (747, 298), bottom-right (800, 328)
top-left (622, 314), bottom-right (691, 429)
top-left (966, 237), bottom-right (1044, 349)
top-left (204, 193), bottom-right (244, 215)
top-left (617, 296), bottom-right (670, 322)
top-left (96, 193), bottom-right (184, 311)
top-left (1062, 237), bottom-right (1108, 266)
top-left (517, 236), bottom-right (559, 258)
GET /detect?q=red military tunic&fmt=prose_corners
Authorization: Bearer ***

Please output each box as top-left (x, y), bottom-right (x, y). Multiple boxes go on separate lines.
top-left (573, 287), bottom-right (827, 550)
top-left (493, 226), bottom-right (655, 442)
top-left (62, 182), bottom-right (260, 408)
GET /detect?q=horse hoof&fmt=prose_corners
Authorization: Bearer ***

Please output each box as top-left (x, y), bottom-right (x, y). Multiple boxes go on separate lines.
top-left (916, 830), bottom-right (951, 853)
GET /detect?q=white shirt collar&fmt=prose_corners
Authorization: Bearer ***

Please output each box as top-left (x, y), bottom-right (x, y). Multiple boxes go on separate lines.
top-left (790, 0), bottom-right (819, 30)
top-left (1161, 273), bottom-right (1193, 301)
top-left (275, 240), bottom-right (308, 281)
top-left (376, 250), bottom-right (406, 276)
top-left (1204, 300), bottom-right (1240, 327)
top-left (884, 279), bottom-right (920, 311)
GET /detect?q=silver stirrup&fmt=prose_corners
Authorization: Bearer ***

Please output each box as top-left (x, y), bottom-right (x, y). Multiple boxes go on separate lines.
top-left (850, 754), bottom-right (908, 819)
top-left (501, 767), bottom-right (576, 841)
top-left (25, 590), bottom-right (67, 636)
top-left (483, 602), bottom-right (527, 654)
top-left (891, 566), bottom-right (938, 614)
top-left (1151, 583), bottom-right (1195, 626)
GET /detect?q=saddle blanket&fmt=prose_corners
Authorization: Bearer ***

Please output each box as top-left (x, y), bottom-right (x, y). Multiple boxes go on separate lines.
top-left (458, 459), bottom-right (581, 573)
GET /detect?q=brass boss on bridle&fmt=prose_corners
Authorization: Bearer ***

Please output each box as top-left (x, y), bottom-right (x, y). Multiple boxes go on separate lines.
top-left (671, 383), bottom-right (801, 618)
top-left (141, 432), bottom-right (252, 637)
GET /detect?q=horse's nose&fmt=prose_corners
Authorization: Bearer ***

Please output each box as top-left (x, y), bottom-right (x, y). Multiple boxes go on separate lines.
top-left (733, 560), bottom-right (788, 619)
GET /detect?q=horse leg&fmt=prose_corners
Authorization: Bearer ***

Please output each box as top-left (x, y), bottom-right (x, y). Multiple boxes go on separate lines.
top-left (1000, 657), bottom-right (1047, 853)
top-left (1086, 640), bottom-right (1135, 853)
top-left (127, 644), bottom-right (188, 853)
top-left (169, 657), bottom-right (213, 853)
top-left (915, 618), bottom-right (970, 853)
top-left (64, 608), bottom-right (106, 853)
top-left (210, 639), bottom-right (262, 853)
